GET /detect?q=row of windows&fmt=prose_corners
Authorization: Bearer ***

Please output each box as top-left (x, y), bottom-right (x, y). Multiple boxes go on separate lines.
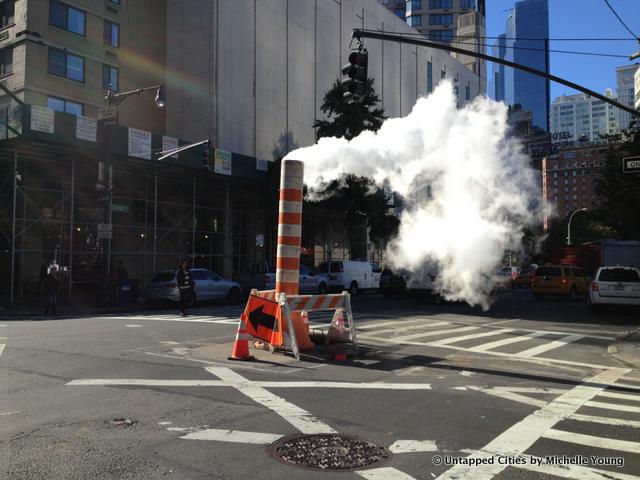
top-left (47, 47), bottom-right (119, 90)
top-left (429, 14), bottom-right (452, 25)
top-left (429, 0), bottom-right (452, 8)
top-left (50, 1), bottom-right (120, 48)
top-left (429, 29), bottom-right (453, 42)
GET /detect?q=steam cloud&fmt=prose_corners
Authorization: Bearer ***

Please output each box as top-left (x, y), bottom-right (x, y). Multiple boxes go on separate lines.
top-left (285, 82), bottom-right (541, 308)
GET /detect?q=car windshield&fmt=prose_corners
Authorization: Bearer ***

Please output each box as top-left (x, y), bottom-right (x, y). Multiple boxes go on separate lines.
top-left (536, 267), bottom-right (562, 277)
top-left (598, 268), bottom-right (640, 283)
top-left (152, 272), bottom-right (175, 282)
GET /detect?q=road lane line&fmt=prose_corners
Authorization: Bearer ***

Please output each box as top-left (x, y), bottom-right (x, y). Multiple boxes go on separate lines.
top-left (584, 400), bottom-right (640, 413)
top-left (262, 381), bottom-right (431, 390)
top-left (205, 367), bottom-right (337, 434)
top-left (427, 328), bottom-right (514, 347)
top-left (568, 413), bottom-right (640, 428)
top-left (0, 411), bottom-right (21, 416)
top-left (364, 321), bottom-right (451, 337)
top-left (469, 331), bottom-right (548, 352)
top-left (67, 379), bottom-right (228, 386)
top-left (179, 428), bottom-right (284, 444)
top-left (126, 325), bottom-right (143, 328)
top-left (435, 368), bottom-right (630, 480)
top-left (516, 455), bottom-right (638, 480)
top-left (0, 344), bottom-right (4, 358)
top-left (517, 334), bottom-right (584, 358)
top-left (358, 467), bottom-right (418, 480)
top-left (388, 439), bottom-right (437, 453)
top-left (393, 326), bottom-right (481, 343)
top-left (357, 319), bottom-right (431, 330)
top-left (543, 428), bottom-right (640, 454)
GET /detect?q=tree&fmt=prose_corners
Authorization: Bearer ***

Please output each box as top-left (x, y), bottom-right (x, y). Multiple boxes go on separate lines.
top-left (593, 127), bottom-right (640, 239)
top-left (312, 78), bottom-right (385, 141)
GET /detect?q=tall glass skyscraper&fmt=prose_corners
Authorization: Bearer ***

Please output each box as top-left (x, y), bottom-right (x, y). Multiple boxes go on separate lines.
top-left (489, 34), bottom-right (506, 101)
top-left (491, 0), bottom-right (549, 130)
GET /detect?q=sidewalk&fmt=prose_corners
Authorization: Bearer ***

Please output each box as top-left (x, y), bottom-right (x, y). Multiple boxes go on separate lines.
top-left (609, 328), bottom-right (640, 369)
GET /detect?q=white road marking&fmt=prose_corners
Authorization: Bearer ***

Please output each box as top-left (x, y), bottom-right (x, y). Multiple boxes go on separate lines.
top-left (158, 421), bottom-right (172, 425)
top-left (357, 319), bottom-right (428, 330)
top-left (179, 428), bottom-right (284, 444)
top-left (584, 400), bottom-right (640, 413)
top-left (436, 368), bottom-right (630, 480)
top-left (543, 428), bottom-right (640, 454)
top-left (0, 344), bottom-right (4, 358)
top-left (512, 454), bottom-right (638, 480)
top-left (352, 359), bottom-right (381, 366)
top-left (205, 366), bottom-right (337, 434)
top-left (453, 386), bottom-right (548, 408)
top-left (261, 381), bottom-right (431, 390)
top-left (0, 325), bottom-right (6, 327)
top-left (0, 411), bottom-right (21, 416)
top-left (126, 324), bottom-right (143, 328)
top-left (358, 467), bottom-right (418, 480)
top-left (112, 316), bottom-right (237, 325)
top-left (598, 390), bottom-right (640, 402)
top-left (568, 413), bottom-right (640, 428)
top-left (468, 331), bottom-right (548, 352)
top-left (393, 326), bottom-right (481, 343)
top-left (613, 382), bottom-right (640, 392)
top-left (517, 334), bottom-right (584, 358)
top-left (365, 321), bottom-right (451, 337)
top-left (388, 439), bottom-right (437, 453)
top-left (68, 379), bottom-right (229, 386)
top-left (427, 328), bottom-right (514, 347)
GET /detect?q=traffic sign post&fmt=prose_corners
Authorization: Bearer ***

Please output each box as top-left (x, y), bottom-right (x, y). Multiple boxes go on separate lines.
top-left (623, 156), bottom-right (640, 174)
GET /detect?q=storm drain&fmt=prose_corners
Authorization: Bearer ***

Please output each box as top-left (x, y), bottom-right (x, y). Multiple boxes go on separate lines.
top-left (267, 434), bottom-right (392, 471)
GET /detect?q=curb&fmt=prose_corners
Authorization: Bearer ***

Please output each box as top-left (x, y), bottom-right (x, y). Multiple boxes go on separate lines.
top-left (607, 327), bottom-right (640, 369)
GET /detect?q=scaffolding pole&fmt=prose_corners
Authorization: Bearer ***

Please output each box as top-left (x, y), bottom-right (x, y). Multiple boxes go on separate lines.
top-left (10, 145), bottom-right (16, 304)
top-left (68, 157), bottom-right (75, 305)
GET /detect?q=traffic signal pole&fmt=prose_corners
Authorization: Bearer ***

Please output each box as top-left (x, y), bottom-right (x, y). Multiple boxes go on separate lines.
top-left (352, 29), bottom-right (640, 119)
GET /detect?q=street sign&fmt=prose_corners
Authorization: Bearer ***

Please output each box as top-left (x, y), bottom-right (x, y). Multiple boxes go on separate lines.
top-left (98, 107), bottom-right (117, 125)
top-left (97, 223), bottom-right (113, 239)
top-left (623, 156), bottom-right (640, 174)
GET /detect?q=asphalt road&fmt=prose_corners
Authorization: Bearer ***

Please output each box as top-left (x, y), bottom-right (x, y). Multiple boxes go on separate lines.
top-left (1, 289), bottom-right (639, 480)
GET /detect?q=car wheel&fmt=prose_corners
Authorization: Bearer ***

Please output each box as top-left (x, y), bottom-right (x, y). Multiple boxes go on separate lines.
top-left (318, 282), bottom-right (328, 295)
top-left (349, 281), bottom-right (358, 296)
top-left (534, 293), bottom-right (544, 300)
top-left (226, 287), bottom-right (241, 305)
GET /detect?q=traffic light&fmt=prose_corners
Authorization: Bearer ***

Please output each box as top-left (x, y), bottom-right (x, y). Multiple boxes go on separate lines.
top-left (202, 140), bottom-right (212, 171)
top-left (341, 49), bottom-right (368, 101)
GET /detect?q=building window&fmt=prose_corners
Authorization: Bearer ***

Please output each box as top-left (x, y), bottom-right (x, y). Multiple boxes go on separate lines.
top-left (394, 8), bottom-right (405, 18)
top-left (103, 65), bottom-right (119, 91)
top-left (440, 68), bottom-right (446, 79)
top-left (460, 0), bottom-right (475, 8)
top-left (1, 0), bottom-right (15, 28)
top-left (427, 61), bottom-right (433, 93)
top-left (411, 0), bottom-right (421, 9)
top-left (465, 84), bottom-right (470, 101)
top-left (47, 96), bottom-right (84, 116)
top-left (48, 48), bottom-right (85, 82)
top-left (0, 47), bottom-right (12, 76)
top-left (104, 20), bottom-right (120, 47)
top-left (49, 1), bottom-right (86, 36)
top-left (429, 30), bottom-right (453, 42)
top-left (429, 0), bottom-right (452, 8)
top-left (107, 0), bottom-right (121, 4)
top-left (407, 15), bottom-right (421, 26)
top-left (429, 14), bottom-right (452, 25)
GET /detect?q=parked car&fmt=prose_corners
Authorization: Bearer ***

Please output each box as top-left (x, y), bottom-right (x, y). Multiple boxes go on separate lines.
top-left (531, 265), bottom-right (590, 300)
top-left (318, 260), bottom-right (381, 295)
top-left (380, 268), bottom-right (408, 298)
top-left (587, 266), bottom-right (640, 312)
top-left (514, 266), bottom-right (536, 288)
top-left (143, 268), bottom-right (242, 305)
top-left (263, 265), bottom-right (329, 294)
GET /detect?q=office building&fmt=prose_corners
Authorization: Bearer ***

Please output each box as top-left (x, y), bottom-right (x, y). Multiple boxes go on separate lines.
top-left (498, 0), bottom-right (549, 130)
top-left (0, 0), bottom-right (166, 133)
top-left (489, 34), bottom-right (506, 102)
top-left (550, 90), bottom-right (619, 145)
top-left (616, 64), bottom-right (639, 131)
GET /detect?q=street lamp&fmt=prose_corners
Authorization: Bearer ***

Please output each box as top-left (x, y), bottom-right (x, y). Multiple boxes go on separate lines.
top-left (104, 83), bottom-right (166, 110)
top-left (566, 208), bottom-right (587, 246)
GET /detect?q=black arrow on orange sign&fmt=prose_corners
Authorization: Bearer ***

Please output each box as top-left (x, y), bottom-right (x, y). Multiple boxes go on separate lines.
top-left (248, 305), bottom-right (276, 332)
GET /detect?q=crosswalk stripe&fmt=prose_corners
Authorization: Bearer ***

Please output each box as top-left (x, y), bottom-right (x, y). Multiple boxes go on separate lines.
top-left (516, 455), bottom-right (639, 480)
top-left (517, 334), bottom-right (584, 358)
top-left (357, 319), bottom-right (427, 330)
top-left (392, 326), bottom-right (480, 343)
top-left (598, 391), bottom-right (640, 402)
top-left (584, 400), bottom-right (640, 413)
top-left (468, 331), bottom-right (548, 352)
top-left (427, 328), bottom-right (513, 347)
top-left (542, 428), bottom-right (640, 454)
top-left (366, 321), bottom-right (451, 337)
top-left (613, 382), bottom-right (640, 392)
top-left (568, 413), bottom-right (640, 428)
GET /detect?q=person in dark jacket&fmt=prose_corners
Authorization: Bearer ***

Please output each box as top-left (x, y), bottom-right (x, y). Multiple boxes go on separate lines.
top-left (177, 259), bottom-right (195, 316)
top-left (43, 263), bottom-right (60, 316)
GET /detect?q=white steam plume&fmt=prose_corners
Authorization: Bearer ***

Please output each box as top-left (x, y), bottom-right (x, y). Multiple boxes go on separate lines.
top-left (285, 82), bottom-right (541, 308)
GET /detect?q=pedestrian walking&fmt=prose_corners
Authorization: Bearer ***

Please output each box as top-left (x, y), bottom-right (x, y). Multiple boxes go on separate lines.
top-left (43, 263), bottom-right (60, 316)
top-left (177, 259), bottom-right (195, 316)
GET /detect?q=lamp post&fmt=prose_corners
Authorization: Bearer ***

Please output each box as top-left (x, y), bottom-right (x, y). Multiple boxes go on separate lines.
top-left (567, 208), bottom-right (587, 246)
top-left (100, 83), bottom-right (165, 299)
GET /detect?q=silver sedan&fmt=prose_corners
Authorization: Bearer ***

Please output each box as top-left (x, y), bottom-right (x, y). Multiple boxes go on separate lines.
top-left (143, 268), bottom-right (243, 305)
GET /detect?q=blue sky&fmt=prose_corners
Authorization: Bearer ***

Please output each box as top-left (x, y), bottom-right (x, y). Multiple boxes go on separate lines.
top-left (485, 0), bottom-right (640, 100)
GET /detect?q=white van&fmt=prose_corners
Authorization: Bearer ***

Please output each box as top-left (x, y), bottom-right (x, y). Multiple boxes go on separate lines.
top-left (318, 261), bottom-right (381, 295)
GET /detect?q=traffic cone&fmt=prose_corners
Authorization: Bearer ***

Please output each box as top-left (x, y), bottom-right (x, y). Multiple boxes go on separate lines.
top-left (301, 310), bottom-right (309, 335)
top-left (228, 315), bottom-right (255, 361)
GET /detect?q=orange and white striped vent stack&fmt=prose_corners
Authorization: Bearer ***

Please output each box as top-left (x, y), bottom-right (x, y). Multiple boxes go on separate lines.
top-left (276, 159), bottom-right (314, 350)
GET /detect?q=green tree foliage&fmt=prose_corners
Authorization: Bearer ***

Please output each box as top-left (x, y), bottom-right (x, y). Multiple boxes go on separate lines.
top-left (593, 128), bottom-right (640, 239)
top-left (312, 78), bottom-right (385, 141)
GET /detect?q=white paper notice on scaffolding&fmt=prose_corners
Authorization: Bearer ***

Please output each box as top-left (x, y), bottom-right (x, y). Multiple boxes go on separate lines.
top-left (128, 128), bottom-right (152, 160)
top-left (76, 116), bottom-right (97, 142)
top-left (214, 149), bottom-right (232, 175)
top-left (162, 136), bottom-right (179, 159)
top-left (31, 105), bottom-right (55, 134)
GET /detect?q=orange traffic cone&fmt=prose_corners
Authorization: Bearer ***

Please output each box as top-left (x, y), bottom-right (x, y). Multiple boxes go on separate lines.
top-left (301, 310), bottom-right (309, 334)
top-left (228, 315), bottom-right (255, 361)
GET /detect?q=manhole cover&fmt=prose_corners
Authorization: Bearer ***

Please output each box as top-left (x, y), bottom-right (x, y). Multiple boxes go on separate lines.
top-left (267, 434), bottom-right (392, 471)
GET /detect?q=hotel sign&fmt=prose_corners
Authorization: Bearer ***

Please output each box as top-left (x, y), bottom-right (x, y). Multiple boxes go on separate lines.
top-left (623, 156), bottom-right (640, 174)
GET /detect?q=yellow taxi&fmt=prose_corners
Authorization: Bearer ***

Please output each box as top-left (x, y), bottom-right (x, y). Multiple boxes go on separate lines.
top-left (532, 265), bottom-right (590, 300)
